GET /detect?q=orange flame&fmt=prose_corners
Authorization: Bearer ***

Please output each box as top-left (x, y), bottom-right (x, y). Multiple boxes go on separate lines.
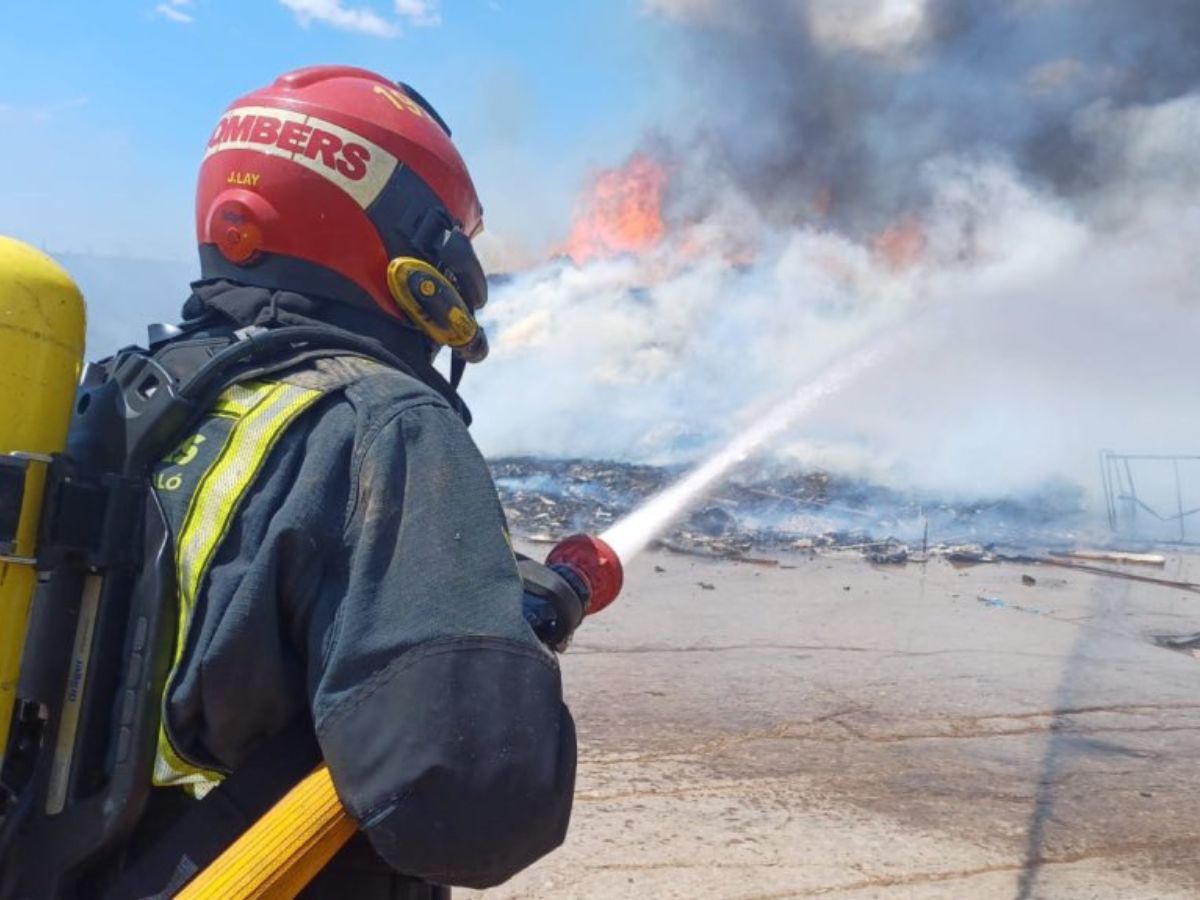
top-left (873, 218), bottom-right (926, 270)
top-left (562, 153), bottom-right (668, 265)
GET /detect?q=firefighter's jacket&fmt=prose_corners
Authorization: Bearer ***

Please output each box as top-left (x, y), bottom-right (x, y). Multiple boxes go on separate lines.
top-left (143, 283), bottom-right (575, 890)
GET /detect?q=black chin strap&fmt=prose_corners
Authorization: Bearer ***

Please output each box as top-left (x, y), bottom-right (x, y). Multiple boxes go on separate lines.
top-left (450, 353), bottom-right (467, 390)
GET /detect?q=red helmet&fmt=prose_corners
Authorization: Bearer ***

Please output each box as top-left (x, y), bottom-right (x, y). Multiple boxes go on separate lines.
top-left (196, 65), bottom-right (488, 331)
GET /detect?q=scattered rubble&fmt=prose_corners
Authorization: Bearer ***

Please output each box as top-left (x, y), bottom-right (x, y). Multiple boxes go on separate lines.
top-left (490, 457), bottom-right (1095, 562)
top-left (999, 552), bottom-right (1200, 594)
top-left (865, 541), bottom-right (909, 565)
top-left (943, 544), bottom-right (996, 564)
top-left (1056, 550), bottom-right (1167, 567)
top-left (976, 594), bottom-right (1048, 615)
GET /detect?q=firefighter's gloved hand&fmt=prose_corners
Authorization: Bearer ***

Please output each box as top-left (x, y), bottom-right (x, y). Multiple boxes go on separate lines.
top-left (517, 556), bottom-right (587, 652)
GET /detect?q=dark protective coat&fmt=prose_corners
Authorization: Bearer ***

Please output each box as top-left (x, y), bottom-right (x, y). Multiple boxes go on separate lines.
top-left (144, 283), bottom-right (576, 894)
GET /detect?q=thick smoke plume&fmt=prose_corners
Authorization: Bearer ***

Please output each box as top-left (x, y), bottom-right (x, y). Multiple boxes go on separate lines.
top-left (469, 0), bottom-right (1200, 516)
top-left (648, 0), bottom-right (1200, 236)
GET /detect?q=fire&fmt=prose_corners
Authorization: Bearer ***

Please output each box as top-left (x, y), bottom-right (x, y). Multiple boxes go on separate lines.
top-left (562, 152), bottom-right (668, 265)
top-left (873, 218), bottom-right (926, 270)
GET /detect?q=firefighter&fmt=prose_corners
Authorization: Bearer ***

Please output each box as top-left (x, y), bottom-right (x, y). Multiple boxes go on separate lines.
top-left (106, 66), bottom-right (578, 897)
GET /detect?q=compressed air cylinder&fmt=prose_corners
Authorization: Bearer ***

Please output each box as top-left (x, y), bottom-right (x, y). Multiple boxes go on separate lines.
top-left (0, 237), bottom-right (86, 763)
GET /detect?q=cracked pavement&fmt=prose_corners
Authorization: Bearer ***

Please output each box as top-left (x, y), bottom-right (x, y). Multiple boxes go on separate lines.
top-left (466, 544), bottom-right (1200, 898)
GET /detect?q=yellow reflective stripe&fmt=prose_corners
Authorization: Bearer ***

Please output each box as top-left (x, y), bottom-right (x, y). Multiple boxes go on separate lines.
top-left (153, 732), bottom-right (219, 796)
top-left (153, 380), bottom-right (324, 789)
top-left (176, 385), bottom-right (298, 618)
top-left (211, 380), bottom-right (271, 417)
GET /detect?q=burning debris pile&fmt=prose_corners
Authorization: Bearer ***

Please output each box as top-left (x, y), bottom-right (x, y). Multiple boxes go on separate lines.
top-left (491, 457), bottom-right (1091, 561)
top-left (472, 1), bottom-right (1200, 513)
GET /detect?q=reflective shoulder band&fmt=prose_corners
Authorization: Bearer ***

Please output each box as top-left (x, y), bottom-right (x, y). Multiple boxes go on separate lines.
top-left (154, 380), bottom-right (324, 791)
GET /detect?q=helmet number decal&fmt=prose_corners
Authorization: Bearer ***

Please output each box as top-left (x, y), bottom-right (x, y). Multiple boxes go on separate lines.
top-left (372, 84), bottom-right (430, 123)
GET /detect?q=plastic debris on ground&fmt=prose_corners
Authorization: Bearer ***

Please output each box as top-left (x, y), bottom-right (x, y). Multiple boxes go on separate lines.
top-left (490, 458), bottom-right (1098, 563)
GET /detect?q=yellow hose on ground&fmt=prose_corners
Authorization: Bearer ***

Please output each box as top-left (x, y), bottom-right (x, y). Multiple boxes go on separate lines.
top-left (175, 764), bottom-right (354, 899)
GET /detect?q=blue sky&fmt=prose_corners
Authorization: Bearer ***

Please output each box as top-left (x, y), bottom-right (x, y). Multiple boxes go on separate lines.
top-left (0, 1), bottom-right (668, 265)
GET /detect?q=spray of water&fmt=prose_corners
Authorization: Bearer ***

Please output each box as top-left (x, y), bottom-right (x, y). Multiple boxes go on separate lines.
top-left (600, 327), bottom-right (904, 561)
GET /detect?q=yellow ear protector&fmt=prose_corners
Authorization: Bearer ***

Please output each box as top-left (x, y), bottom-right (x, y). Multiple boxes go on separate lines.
top-left (386, 257), bottom-right (489, 365)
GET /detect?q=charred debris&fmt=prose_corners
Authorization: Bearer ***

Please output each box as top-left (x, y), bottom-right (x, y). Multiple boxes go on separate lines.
top-left (489, 457), bottom-right (1090, 564)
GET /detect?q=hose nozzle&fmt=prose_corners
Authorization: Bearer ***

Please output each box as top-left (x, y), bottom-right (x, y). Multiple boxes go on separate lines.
top-left (545, 533), bottom-right (624, 616)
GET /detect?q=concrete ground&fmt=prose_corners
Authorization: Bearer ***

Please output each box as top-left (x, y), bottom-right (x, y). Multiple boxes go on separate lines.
top-left (469, 543), bottom-right (1200, 899)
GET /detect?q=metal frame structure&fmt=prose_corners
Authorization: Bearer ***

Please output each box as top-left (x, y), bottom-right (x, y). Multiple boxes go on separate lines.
top-left (1100, 451), bottom-right (1200, 544)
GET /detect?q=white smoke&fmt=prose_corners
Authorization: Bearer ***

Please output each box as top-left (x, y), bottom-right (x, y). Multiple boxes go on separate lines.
top-left (468, 83), bottom-right (1200, 505)
top-left (805, 0), bottom-right (931, 59)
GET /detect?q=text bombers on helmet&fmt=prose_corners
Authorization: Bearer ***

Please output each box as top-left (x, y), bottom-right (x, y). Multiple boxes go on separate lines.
top-left (205, 105), bottom-right (399, 207)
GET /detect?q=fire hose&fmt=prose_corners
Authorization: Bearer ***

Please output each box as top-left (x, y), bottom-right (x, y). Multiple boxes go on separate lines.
top-left (177, 534), bottom-right (624, 899)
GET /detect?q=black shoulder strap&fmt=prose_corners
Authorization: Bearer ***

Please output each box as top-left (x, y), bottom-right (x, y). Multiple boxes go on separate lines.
top-left (122, 324), bottom-right (440, 476)
top-left (166, 324), bottom-right (470, 426)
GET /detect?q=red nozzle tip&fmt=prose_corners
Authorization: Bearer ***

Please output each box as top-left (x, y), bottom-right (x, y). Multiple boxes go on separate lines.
top-left (546, 533), bottom-right (624, 616)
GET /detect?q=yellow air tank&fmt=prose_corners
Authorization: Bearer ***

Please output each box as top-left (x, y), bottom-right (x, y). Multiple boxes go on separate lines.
top-left (0, 237), bottom-right (86, 764)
